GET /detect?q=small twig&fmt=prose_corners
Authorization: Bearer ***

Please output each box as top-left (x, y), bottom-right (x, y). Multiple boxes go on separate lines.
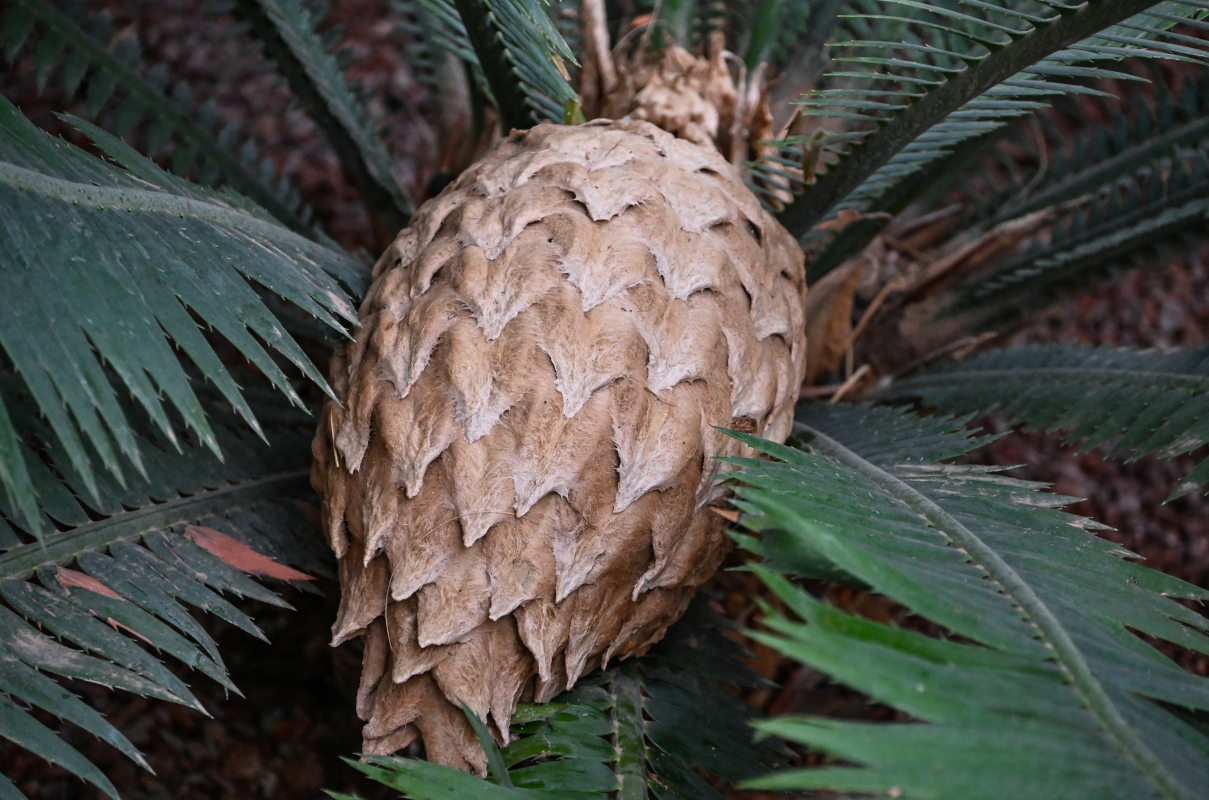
top-left (842, 273), bottom-right (911, 356)
top-left (890, 330), bottom-right (999, 381)
top-left (829, 364), bottom-right (872, 404)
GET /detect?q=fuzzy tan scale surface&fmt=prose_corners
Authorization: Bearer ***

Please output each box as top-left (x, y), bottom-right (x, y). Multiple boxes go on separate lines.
top-left (311, 118), bottom-right (807, 770)
top-left (587, 36), bottom-right (776, 171)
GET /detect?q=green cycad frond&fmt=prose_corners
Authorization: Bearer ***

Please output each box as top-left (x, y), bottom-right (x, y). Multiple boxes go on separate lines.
top-left (633, 0), bottom-right (836, 78)
top-left (825, 58), bottom-right (1209, 353)
top-left (0, 97), bottom-right (364, 534)
top-left (447, 0), bottom-right (578, 129)
top-left (0, 388), bottom-right (321, 800)
top-left (960, 142), bottom-right (1208, 310)
top-left (549, 1), bottom-right (583, 67)
top-left (727, 403), bottom-right (1209, 799)
top-left (2, 0), bottom-right (310, 229)
top-left (331, 602), bottom-right (782, 799)
top-left (744, 0), bottom-right (841, 74)
top-left (959, 64), bottom-right (1209, 225)
top-left (398, 0), bottom-right (577, 130)
top-left (395, 0), bottom-right (477, 102)
top-left (880, 343), bottom-right (1209, 496)
top-left (231, 0), bottom-right (416, 235)
top-left (775, 0), bottom-right (1209, 249)
top-left (642, 0), bottom-right (733, 51)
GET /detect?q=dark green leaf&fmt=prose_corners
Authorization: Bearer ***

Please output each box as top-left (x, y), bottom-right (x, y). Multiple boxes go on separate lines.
top-left (730, 403), bottom-right (1209, 799)
top-left (452, 0), bottom-right (578, 129)
top-left (231, 0), bottom-right (415, 232)
top-left (0, 95), bottom-right (363, 530)
top-left (777, 0), bottom-right (1209, 262)
top-left (880, 343), bottom-right (1209, 497)
top-left (8, 0), bottom-right (310, 227)
top-left (0, 696), bottom-right (119, 800)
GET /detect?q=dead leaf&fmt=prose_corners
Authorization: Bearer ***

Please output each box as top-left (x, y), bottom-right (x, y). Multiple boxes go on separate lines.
top-left (185, 525), bottom-right (314, 582)
top-left (802, 258), bottom-right (863, 383)
top-left (813, 208), bottom-right (892, 234)
top-left (710, 507), bottom-right (740, 523)
top-left (56, 567), bottom-right (123, 599)
top-left (56, 567), bottom-right (152, 643)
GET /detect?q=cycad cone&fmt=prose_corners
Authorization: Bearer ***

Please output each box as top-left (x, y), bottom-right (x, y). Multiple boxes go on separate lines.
top-left (312, 116), bottom-right (807, 770)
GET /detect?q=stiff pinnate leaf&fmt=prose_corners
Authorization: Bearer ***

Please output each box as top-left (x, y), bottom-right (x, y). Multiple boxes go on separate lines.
top-left (451, 0), bottom-right (579, 129)
top-left (727, 403), bottom-right (1209, 800)
top-left (3, 0), bottom-right (311, 228)
top-left (882, 342), bottom-right (1209, 497)
top-left (961, 142), bottom-right (1209, 310)
top-left (0, 388), bottom-right (323, 800)
top-left (776, 0), bottom-right (1209, 259)
top-left (231, 0), bottom-right (415, 233)
top-left (0, 95), bottom-right (363, 534)
top-left (975, 65), bottom-right (1209, 225)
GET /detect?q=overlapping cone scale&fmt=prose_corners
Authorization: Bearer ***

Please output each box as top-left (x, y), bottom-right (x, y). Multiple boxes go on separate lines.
top-left (311, 119), bottom-right (807, 771)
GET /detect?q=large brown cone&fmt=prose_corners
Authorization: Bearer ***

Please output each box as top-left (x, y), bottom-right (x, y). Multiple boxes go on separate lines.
top-left (311, 119), bottom-right (807, 771)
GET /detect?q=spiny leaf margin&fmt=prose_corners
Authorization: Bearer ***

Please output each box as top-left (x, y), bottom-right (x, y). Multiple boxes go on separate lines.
top-left (726, 402), bottom-right (1209, 799)
top-left (879, 342), bottom-right (1209, 497)
top-left (0, 392), bottom-right (323, 800)
top-left (452, 0), bottom-right (578, 129)
top-left (230, 0), bottom-right (415, 233)
top-left (3, 0), bottom-right (311, 229)
top-left (0, 95), bottom-right (363, 534)
top-left (777, 0), bottom-right (1209, 261)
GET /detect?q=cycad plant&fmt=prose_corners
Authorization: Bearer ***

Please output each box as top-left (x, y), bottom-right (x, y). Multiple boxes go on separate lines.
top-left (3, 0), bottom-right (1209, 798)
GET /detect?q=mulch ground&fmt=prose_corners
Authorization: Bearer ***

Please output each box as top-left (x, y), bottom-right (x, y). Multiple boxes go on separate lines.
top-left (3, 2), bottom-right (1208, 797)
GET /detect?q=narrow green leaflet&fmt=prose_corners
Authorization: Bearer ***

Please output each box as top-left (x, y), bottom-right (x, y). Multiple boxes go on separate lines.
top-left (0, 695), bottom-right (120, 800)
top-left (452, 0), bottom-right (578, 129)
top-left (980, 66), bottom-right (1209, 224)
top-left (728, 403), bottom-right (1209, 800)
top-left (394, 0), bottom-right (477, 103)
top-left (231, 0), bottom-right (415, 233)
top-left (4, 0), bottom-right (311, 228)
top-left (0, 396), bottom-right (34, 548)
top-left (881, 342), bottom-right (1209, 496)
top-left (746, 0), bottom-right (843, 80)
top-left (328, 602), bottom-right (784, 799)
top-left (643, 0), bottom-right (734, 52)
top-left (411, 0), bottom-right (481, 70)
top-left (775, 0), bottom-right (1209, 270)
top-left (961, 143), bottom-right (1209, 310)
top-left (0, 95), bottom-right (364, 533)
